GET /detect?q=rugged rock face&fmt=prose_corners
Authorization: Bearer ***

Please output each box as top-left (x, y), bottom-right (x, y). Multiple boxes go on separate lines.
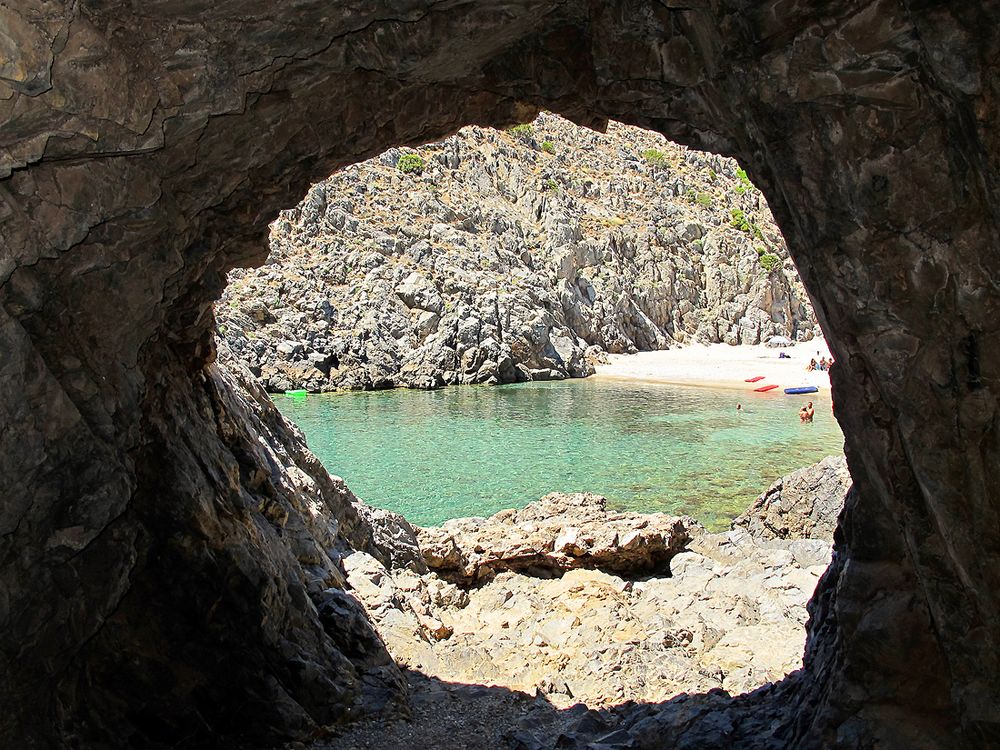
top-left (416, 492), bottom-right (696, 583)
top-left (327, 470), bottom-right (838, 749)
top-left (217, 113), bottom-right (816, 392)
top-left (2, 2), bottom-right (999, 748)
top-left (342, 529), bottom-right (829, 714)
top-left (7, 351), bottom-right (410, 746)
top-left (733, 455), bottom-right (851, 542)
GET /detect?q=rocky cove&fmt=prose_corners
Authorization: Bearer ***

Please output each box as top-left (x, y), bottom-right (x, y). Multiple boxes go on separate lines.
top-left (209, 108), bottom-right (849, 747)
top-left (218, 114), bottom-right (819, 393)
top-left (4, 3), bottom-right (998, 748)
top-left (310, 454), bottom-right (852, 750)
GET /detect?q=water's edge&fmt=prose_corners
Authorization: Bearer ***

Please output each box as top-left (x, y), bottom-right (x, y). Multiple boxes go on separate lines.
top-left (277, 379), bottom-right (844, 531)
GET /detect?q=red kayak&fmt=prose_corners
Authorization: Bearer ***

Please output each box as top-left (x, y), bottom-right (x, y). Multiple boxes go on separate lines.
top-left (754, 384), bottom-right (779, 392)
top-left (745, 375), bottom-right (765, 382)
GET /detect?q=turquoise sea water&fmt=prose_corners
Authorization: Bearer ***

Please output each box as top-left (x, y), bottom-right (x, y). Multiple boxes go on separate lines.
top-left (276, 379), bottom-right (843, 531)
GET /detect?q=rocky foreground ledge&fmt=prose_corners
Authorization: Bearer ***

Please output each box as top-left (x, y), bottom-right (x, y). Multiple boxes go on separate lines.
top-left (312, 456), bottom-right (850, 750)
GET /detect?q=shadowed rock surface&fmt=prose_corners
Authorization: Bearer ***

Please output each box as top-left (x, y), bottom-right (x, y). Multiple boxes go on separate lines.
top-left (2, 1), bottom-right (999, 748)
top-left (217, 113), bottom-right (816, 392)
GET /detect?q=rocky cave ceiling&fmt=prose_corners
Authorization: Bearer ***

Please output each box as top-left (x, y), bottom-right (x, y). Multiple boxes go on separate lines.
top-left (1, 1), bottom-right (998, 748)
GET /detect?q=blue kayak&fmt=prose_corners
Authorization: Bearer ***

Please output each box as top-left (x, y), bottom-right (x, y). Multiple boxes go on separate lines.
top-left (784, 386), bottom-right (819, 394)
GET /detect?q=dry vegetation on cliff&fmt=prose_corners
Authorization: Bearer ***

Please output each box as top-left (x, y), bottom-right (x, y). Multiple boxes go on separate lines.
top-left (218, 114), bottom-right (818, 392)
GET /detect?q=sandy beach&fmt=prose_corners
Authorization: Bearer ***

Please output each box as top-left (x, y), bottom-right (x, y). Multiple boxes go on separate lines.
top-left (594, 340), bottom-right (833, 393)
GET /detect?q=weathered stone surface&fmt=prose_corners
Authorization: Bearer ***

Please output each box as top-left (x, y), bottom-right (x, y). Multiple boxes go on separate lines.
top-left (415, 493), bottom-right (697, 582)
top-left (3, 347), bottom-right (407, 746)
top-left (2, 1), bottom-right (999, 748)
top-left (217, 113), bottom-right (817, 392)
top-left (327, 479), bottom-right (835, 750)
top-left (354, 498), bottom-right (429, 574)
top-left (345, 529), bottom-right (827, 711)
top-left (733, 455), bottom-right (851, 542)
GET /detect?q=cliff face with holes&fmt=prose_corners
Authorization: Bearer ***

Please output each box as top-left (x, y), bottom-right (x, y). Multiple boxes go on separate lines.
top-left (218, 113), bottom-right (816, 392)
top-left (2, 1), bottom-right (999, 749)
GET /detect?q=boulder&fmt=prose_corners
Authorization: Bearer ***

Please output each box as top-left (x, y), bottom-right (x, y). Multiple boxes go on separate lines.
top-left (352, 498), bottom-right (428, 574)
top-left (732, 455), bottom-right (851, 542)
top-left (415, 493), bottom-right (699, 582)
top-left (395, 271), bottom-right (443, 314)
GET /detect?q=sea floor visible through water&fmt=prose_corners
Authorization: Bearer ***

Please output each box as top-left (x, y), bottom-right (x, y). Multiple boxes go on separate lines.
top-left (276, 379), bottom-right (843, 531)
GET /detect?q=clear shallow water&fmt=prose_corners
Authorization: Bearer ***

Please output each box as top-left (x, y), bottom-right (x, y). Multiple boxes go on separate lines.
top-left (276, 379), bottom-right (843, 531)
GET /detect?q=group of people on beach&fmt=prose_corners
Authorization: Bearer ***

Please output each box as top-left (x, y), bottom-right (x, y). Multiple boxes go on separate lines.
top-left (735, 348), bottom-right (828, 423)
top-left (806, 356), bottom-right (833, 372)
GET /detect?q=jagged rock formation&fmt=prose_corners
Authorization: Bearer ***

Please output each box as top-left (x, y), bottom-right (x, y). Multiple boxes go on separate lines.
top-left (2, 2), bottom-right (998, 749)
top-left (733, 455), bottom-right (851, 542)
top-left (218, 114), bottom-right (816, 392)
top-left (11, 352), bottom-right (411, 746)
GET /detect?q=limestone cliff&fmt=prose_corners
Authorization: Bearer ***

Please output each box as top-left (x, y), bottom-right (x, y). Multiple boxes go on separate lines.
top-left (218, 114), bottom-right (817, 392)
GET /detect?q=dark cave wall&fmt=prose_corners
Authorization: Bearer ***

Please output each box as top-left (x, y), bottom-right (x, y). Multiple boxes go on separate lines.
top-left (1, 1), bottom-right (998, 747)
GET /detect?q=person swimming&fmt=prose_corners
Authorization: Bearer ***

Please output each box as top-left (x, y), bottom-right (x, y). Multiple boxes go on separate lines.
top-left (799, 401), bottom-right (815, 423)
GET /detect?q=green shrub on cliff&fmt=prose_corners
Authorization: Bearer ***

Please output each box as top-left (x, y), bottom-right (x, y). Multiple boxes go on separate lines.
top-left (642, 148), bottom-right (666, 166)
top-left (396, 153), bottom-right (425, 174)
top-left (732, 209), bottom-right (766, 240)
top-left (508, 123), bottom-right (534, 139)
top-left (734, 167), bottom-right (752, 195)
top-left (690, 191), bottom-right (712, 208)
top-left (730, 208), bottom-right (752, 233)
top-left (541, 140), bottom-right (556, 154)
top-left (759, 252), bottom-right (781, 272)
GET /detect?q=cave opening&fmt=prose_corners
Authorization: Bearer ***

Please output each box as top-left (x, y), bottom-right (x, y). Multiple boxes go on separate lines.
top-left (2, 3), bottom-right (998, 749)
top-left (208, 114), bottom-right (851, 745)
top-left (217, 113), bottom-right (843, 527)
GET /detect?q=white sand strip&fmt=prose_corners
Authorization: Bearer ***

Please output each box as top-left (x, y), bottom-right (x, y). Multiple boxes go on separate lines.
top-left (593, 341), bottom-right (833, 393)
